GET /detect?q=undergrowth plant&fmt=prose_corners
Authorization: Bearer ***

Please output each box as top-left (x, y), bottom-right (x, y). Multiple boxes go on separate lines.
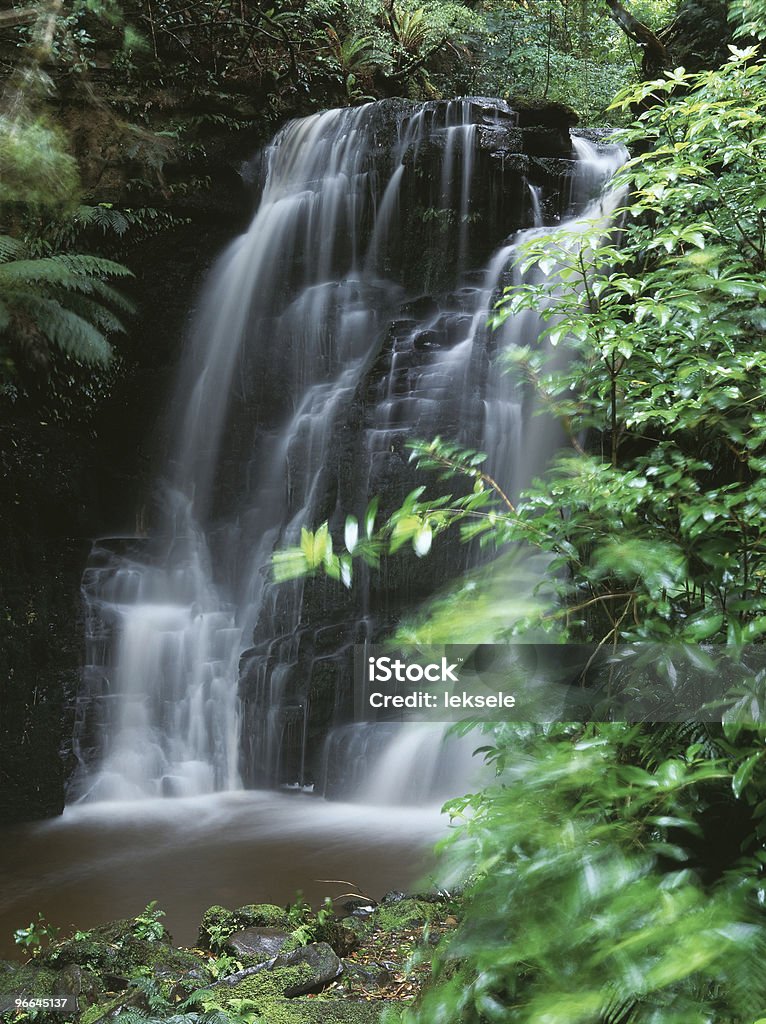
top-left (13, 913), bottom-right (59, 957)
top-left (132, 902), bottom-right (166, 942)
top-left (406, 723), bottom-right (766, 1024)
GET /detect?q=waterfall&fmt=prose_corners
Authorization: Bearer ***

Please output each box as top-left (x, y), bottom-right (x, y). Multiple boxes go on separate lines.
top-left (69, 102), bottom-right (626, 805)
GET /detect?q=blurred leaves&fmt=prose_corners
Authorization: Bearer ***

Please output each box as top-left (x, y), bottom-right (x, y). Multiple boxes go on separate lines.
top-left (404, 725), bottom-right (766, 1024)
top-left (0, 117), bottom-right (79, 211)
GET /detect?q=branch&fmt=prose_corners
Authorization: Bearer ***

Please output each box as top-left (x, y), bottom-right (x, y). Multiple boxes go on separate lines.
top-left (0, 8), bottom-right (38, 27)
top-left (604, 0), bottom-right (669, 78)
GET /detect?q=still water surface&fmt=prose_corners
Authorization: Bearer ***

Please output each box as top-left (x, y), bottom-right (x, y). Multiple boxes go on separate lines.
top-left (0, 791), bottom-right (444, 959)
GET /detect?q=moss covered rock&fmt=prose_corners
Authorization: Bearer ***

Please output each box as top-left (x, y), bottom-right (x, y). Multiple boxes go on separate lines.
top-left (216, 941), bottom-right (341, 998)
top-left (198, 902), bottom-right (290, 949)
top-left (0, 960), bottom-right (60, 1001)
top-left (372, 899), bottom-right (444, 932)
top-left (40, 918), bottom-right (207, 989)
top-left (211, 959), bottom-right (314, 1008)
top-left (244, 999), bottom-right (388, 1024)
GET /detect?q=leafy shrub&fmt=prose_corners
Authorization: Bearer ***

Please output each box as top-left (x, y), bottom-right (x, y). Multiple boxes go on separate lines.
top-left (132, 902), bottom-right (166, 943)
top-left (406, 724), bottom-right (766, 1024)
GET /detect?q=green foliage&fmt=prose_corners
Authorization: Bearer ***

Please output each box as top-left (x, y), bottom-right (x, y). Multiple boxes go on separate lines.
top-left (0, 3), bottom-right (137, 386)
top-left (273, 466), bottom-right (493, 587)
top-left (730, 0), bottom-right (766, 38)
top-left (482, 45), bottom-right (766, 649)
top-left (467, 0), bottom-right (674, 125)
top-left (0, 236), bottom-right (133, 374)
top-left (0, 0), bottom-right (132, 214)
top-left (13, 913), bottom-right (59, 956)
top-left (404, 724), bottom-right (766, 1024)
top-left (102, 0), bottom-right (487, 111)
top-left (37, 204), bottom-right (189, 254)
top-left (287, 896), bottom-right (337, 946)
top-left (0, 119), bottom-right (80, 211)
top-left (205, 953), bottom-right (243, 980)
top-left (132, 902), bottom-right (166, 942)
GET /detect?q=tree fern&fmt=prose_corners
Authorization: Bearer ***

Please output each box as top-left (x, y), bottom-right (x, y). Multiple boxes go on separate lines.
top-left (0, 235), bottom-right (133, 368)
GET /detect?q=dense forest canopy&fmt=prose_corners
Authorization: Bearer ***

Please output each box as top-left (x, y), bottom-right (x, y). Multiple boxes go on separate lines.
top-left (5, 0), bottom-right (766, 1022)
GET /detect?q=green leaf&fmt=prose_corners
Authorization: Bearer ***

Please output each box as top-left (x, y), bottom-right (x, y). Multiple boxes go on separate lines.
top-left (413, 522), bottom-right (433, 557)
top-left (733, 751), bottom-right (763, 799)
top-left (344, 515), bottom-right (358, 553)
top-left (364, 497), bottom-right (378, 539)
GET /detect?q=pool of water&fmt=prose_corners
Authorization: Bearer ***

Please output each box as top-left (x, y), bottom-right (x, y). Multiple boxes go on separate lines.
top-left (0, 791), bottom-right (445, 959)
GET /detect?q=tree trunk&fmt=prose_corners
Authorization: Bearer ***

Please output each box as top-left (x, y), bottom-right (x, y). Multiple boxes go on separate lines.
top-left (604, 0), bottom-right (669, 77)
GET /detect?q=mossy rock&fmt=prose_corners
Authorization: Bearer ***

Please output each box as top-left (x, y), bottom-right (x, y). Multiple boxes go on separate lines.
top-left (0, 962), bottom-right (73, 1024)
top-left (247, 999), bottom-right (388, 1023)
top-left (41, 921), bottom-right (207, 988)
top-left (198, 902), bottom-right (290, 949)
top-left (77, 981), bottom-right (155, 1024)
top-left (213, 960), bottom-right (316, 1008)
top-left (213, 942), bottom-right (342, 1011)
top-left (372, 899), bottom-right (443, 932)
top-left (237, 903), bottom-right (290, 929)
top-left (0, 960), bottom-right (59, 998)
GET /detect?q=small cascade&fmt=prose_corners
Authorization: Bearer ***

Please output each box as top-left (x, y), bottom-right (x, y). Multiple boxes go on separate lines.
top-left (72, 498), bottom-right (242, 802)
top-left (70, 99), bottom-right (626, 806)
top-left (527, 183), bottom-right (544, 226)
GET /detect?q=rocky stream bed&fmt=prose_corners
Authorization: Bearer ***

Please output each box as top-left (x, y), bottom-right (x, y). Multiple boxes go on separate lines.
top-left (0, 891), bottom-right (459, 1023)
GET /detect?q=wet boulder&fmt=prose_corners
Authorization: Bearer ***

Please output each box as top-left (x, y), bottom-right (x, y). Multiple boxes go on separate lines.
top-left (225, 927), bottom-right (290, 960)
top-left (213, 941), bottom-right (342, 1000)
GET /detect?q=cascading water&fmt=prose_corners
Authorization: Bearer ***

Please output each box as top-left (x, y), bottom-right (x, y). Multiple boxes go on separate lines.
top-left (318, 134), bottom-right (628, 804)
top-left (69, 99), bottom-right (626, 805)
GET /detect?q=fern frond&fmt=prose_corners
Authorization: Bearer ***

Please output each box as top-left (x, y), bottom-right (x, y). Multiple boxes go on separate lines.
top-left (0, 248), bottom-right (132, 372)
top-left (55, 253), bottom-right (134, 278)
top-left (0, 254), bottom-right (132, 287)
top-left (632, 722), bottom-right (723, 770)
top-left (73, 204), bottom-right (131, 236)
top-left (60, 293), bottom-right (127, 334)
top-left (104, 1010), bottom-right (149, 1024)
top-left (84, 277), bottom-right (137, 314)
top-left (0, 235), bottom-right (28, 263)
top-left (18, 294), bottom-right (113, 364)
top-left (43, 276), bottom-right (136, 313)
